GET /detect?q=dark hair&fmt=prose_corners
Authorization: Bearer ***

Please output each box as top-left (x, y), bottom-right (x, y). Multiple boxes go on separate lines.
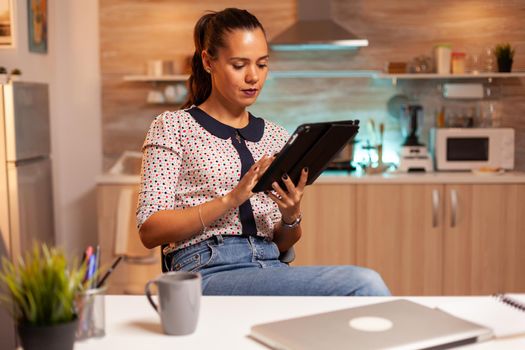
top-left (182, 8), bottom-right (266, 109)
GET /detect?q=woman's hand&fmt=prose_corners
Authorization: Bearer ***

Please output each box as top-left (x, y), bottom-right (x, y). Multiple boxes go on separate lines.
top-left (225, 155), bottom-right (274, 208)
top-left (266, 167), bottom-right (308, 223)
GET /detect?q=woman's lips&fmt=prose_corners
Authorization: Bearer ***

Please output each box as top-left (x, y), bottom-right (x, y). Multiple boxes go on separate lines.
top-left (241, 88), bottom-right (258, 97)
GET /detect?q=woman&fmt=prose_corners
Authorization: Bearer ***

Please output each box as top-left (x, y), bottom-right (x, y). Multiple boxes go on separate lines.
top-left (137, 8), bottom-right (390, 296)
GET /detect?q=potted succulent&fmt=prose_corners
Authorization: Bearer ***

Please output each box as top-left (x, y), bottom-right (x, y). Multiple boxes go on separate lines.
top-left (494, 43), bottom-right (515, 72)
top-left (0, 244), bottom-right (87, 350)
top-left (10, 68), bottom-right (22, 81)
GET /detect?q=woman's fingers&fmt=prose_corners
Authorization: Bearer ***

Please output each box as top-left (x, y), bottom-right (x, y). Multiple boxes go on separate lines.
top-left (266, 190), bottom-right (284, 207)
top-left (296, 167), bottom-right (309, 191)
top-left (280, 173), bottom-right (296, 195)
top-left (258, 157), bottom-right (273, 175)
top-left (271, 181), bottom-right (294, 207)
top-left (251, 155), bottom-right (266, 170)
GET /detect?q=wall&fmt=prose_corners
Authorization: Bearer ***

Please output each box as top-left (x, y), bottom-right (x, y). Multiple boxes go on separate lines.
top-left (100, 0), bottom-right (525, 169)
top-left (0, 2), bottom-right (102, 256)
top-left (1, 1), bottom-right (101, 344)
top-left (99, 0), bottom-right (295, 169)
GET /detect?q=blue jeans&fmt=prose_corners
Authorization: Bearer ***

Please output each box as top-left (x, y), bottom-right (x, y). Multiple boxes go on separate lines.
top-left (168, 235), bottom-right (391, 296)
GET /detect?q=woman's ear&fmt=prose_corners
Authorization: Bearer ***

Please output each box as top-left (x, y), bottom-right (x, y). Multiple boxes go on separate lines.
top-left (201, 50), bottom-right (212, 73)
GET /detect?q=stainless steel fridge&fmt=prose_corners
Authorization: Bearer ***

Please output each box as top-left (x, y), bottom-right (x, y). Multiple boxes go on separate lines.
top-left (0, 82), bottom-right (55, 260)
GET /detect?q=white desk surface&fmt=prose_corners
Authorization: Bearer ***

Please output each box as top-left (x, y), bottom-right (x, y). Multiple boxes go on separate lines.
top-left (75, 295), bottom-right (525, 350)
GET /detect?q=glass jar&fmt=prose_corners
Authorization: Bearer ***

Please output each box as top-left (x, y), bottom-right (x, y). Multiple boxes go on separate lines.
top-left (481, 47), bottom-right (496, 72)
top-left (451, 52), bottom-right (466, 74)
top-left (466, 53), bottom-right (481, 74)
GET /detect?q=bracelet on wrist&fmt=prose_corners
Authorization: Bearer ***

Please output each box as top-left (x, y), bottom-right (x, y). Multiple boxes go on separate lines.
top-left (198, 205), bottom-right (207, 233)
top-left (281, 213), bottom-right (302, 229)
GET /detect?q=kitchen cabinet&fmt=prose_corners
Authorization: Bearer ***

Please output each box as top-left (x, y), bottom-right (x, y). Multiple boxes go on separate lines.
top-left (502, 185), bottom-right (525, 292)
top-left (443, 184), bottom-right (525, 295)
top-left (97, 184), bottom-right (160, 294)
top-left (294, 182), bottom-right (525, 296)
top-left (355, 185), bottom-right (443, 296)
top-left (293, 184), bottom-right (357, 266)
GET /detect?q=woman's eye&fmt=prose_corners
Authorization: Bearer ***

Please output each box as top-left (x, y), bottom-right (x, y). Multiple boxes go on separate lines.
top-left (233, 65), bottom-right (244, 70)
top-left (258, 64), bottom-right (268, 69)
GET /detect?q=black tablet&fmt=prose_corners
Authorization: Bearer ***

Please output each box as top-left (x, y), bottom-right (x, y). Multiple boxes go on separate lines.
top-left (252, 120), bottom-right (359, 193)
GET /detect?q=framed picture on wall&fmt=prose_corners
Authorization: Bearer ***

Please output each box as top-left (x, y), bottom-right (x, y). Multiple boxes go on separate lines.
top-left (27, 0), bottom-right (47, 53)
top-left (0, 0), bottom-right (14, 48)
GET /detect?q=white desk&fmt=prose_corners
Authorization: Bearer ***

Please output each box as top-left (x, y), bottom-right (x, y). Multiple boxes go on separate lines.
top-left (75, 295), bottom-right (525, 350)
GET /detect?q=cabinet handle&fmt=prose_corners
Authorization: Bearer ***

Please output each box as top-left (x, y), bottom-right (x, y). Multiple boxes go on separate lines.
top-left (450, 189), bottom-right (458, 228)
top-left (432, 189), bottom-right (440, 228)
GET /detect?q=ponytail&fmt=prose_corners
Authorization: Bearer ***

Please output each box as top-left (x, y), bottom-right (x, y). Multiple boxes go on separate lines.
top-left (182, 13), bottom-right (214, 109)
top-left (182, 8), bottom-right (265, 109)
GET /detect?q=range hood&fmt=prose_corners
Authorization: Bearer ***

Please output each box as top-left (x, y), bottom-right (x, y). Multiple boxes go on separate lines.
top-left (270, 0), bottom-right (368, 51)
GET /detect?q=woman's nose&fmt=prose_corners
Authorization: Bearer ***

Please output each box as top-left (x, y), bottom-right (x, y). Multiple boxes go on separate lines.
top-left (245, 65), bottom-right (258, 83)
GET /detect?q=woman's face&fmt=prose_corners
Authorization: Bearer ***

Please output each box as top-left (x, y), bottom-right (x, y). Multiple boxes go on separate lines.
top-left (206, 28), bottom-right (269, 109)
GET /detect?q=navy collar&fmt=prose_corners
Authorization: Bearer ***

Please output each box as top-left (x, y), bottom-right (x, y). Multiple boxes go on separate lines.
top-left (187, 106), bottom-right (264, 142)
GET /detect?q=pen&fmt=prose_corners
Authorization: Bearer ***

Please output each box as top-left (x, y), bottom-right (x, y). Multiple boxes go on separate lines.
top-left (96, 256), bottom-right (123, 288)
top-left (83, 246), bottom-right (94, 283)
top-left (87, 254), bottom-right (96, 287)
top-left (92, 245), bottom-right (101, 289)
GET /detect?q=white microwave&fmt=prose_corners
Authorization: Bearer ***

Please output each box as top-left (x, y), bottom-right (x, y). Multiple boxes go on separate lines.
top-left (430, 128), bottom-right (515, 171)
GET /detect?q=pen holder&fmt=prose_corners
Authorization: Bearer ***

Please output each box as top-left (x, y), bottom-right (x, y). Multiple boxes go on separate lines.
top-left (76, 287), bottom-right (106, 340)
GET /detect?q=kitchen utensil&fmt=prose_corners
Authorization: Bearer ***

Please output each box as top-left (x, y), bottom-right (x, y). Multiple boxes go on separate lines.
top-left (328, 139), bottom-right (359, 171)
top-left (164, 85), bottom-right (177, 103)
top-left (386, 94), bottom-right (409, 119)
top-left (378, 123), bottom-right (384, 167)
top-left (147, 89), bottom-right (165, 104)
top-left (398, 104), bottom-right (433, 172)
top-left (367, 119), bottom-right (376, 146)
top-left (400, 104), bottom-right (423, 146)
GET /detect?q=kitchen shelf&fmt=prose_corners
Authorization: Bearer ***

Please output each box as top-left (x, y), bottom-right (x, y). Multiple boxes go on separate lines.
top-left (123, 72), bottom-right (525, 82)
top-left (377, 72), bottom-right (525, 86)
top-left (376, 72), bottom-right (525, 80)
top-left (146, 101), bottom-right (184, 106)
top-left (123, 74), bottom-right (189, 82)
top-left (268, 70), bottom-right (379, 78)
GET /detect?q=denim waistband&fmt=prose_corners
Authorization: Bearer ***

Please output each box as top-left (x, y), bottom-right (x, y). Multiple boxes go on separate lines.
top-left (168, 233), bottom-right (281, 273)
top-left (166, 234), bottom-right (270, 257)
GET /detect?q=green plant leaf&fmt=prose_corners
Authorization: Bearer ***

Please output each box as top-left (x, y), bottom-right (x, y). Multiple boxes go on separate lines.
top-left (0, 242), bottom-right (87, 325)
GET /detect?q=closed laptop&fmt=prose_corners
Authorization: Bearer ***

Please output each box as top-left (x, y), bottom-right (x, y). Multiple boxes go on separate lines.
top-left (250, 299), bottom-right (492, 350)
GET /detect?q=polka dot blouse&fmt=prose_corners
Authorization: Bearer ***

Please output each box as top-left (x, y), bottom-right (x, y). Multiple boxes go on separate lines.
top-left (136, 107), bottom-right (290, 254)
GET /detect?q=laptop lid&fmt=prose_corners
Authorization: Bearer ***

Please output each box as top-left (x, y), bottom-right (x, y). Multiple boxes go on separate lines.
top-left (250, 300), bottom-right (492, 350)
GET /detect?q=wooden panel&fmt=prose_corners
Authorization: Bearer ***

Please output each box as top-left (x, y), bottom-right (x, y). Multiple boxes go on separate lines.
top-left (293, 184), bottom-right (356, 266)
top-left (100, 1), bottom-right (525, 172)
top-left (99, 0), bottom-right (296, 167)
top-left (502, 184), bottom-right (525, 292)
top-left (97, 184), bottom-right (161, 294)
top-left (443, 185), bottom-right (507, 295)
top-left (356, 184), bottom-right (443, 296)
